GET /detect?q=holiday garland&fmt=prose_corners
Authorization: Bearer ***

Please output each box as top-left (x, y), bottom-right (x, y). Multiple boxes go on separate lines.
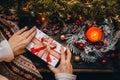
top-left (0, 0), bottom-right (120, 21)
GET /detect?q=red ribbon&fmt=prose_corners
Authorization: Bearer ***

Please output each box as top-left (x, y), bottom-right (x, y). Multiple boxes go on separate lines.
top-left (30, 37), bottom-right (56, 62)
top-left (31, 46), bottom-right (46, 54)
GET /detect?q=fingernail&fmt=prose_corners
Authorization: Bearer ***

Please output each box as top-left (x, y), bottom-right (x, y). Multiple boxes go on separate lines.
top-left (24, 26), bottom-right (27, 29)
top-left (33, 26), bottom-right (36, 28)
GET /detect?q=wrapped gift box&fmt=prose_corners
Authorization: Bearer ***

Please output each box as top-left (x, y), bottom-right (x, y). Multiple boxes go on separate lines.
top-left (27, 29), bottom-right (66, 67)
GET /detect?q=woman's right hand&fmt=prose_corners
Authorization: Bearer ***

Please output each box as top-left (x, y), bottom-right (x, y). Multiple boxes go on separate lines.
top-left (8, 26), bottom-right (36, 56)
top-left (48, 46), bottom-right (73, 74)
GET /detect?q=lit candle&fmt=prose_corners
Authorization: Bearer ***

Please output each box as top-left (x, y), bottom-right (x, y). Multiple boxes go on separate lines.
top-left (85, 27), bottom-right (103, 42)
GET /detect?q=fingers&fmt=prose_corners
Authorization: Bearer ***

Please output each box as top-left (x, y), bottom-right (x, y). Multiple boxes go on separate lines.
top-left (48, 65), bottom-right (58, 74)
top-left (15, 26), bottom-right (28, 35)
top-left (25, 29), bottom-right (36, 44)
top-left (22, 26), bottom-right (36, 38)
top-left (60, 46), bottom-right (65, 63)
top-left (66, 45), bottom-right (72, 62)
top-left (60, 46), bottom-right (72, 63)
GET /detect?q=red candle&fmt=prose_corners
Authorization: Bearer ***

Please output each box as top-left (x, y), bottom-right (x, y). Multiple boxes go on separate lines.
top-left (85, 27), bottom-right (103, 42)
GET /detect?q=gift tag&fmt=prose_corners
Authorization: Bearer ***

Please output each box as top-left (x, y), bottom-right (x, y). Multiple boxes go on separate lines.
top-left (27, 29), bottom-right (66, 67)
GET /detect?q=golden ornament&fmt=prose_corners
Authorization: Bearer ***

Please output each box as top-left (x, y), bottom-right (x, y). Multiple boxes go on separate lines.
top-left (74, 55), bottom-right (81, 62)
top-left (60, 35), bottom-right (66, 41)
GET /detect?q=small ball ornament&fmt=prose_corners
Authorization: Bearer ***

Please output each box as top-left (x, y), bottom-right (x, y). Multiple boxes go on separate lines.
top-left (74, 55), bottom-right (81, 62)
top-left (60, 35), bottom-right (66, 41)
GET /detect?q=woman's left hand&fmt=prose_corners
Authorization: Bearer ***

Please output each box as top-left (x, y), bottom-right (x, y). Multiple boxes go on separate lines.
top-left (8, 26), bottom-right (36, 56)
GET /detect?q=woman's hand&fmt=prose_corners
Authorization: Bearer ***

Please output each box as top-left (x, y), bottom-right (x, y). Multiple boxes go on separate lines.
top-left (48, 46), bottom-right (73, 74)
top-left (8, 26), bottom-right (36, 56)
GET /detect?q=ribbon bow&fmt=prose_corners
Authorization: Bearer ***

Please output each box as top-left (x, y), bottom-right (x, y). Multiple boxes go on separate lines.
top-left (31, 37), bottom-right (56, 62)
